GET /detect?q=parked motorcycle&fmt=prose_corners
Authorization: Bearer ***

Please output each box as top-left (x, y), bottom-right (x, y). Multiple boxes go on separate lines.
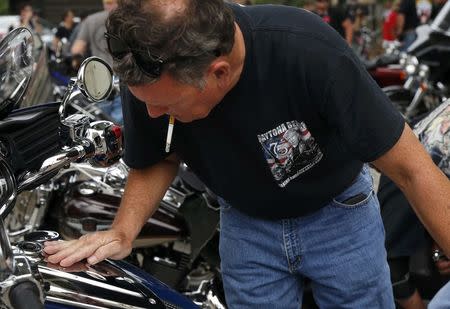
top-left (8, 153), bottom-right (226, 307)
top-left (383, 1), bottom-right (450, 121)
top-left (365, 52), bottom-right (406, 88)
top-left (0, 27), bottom-right (199, 309)
top-left (3, 28), bottom-right (225, 307)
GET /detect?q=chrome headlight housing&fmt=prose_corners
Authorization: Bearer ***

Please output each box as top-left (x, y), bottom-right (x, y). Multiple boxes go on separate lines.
top-left (404, 55), bottom-right (419, 76)
top-left (399, 52), bottom-right (408, 66)
top-left (418, 64), bottom-right (430, 79)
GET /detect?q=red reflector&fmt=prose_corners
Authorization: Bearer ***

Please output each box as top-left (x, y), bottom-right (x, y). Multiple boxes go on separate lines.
top-left (111, 125), bottom-right (122, 138)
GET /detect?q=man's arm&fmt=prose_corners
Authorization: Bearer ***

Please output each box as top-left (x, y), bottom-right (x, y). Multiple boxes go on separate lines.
top-left (70, 39), bottom-right (88, 57)
top-left (44, 154), bottom-right (180, 266)
top-left (372, 123), bottom-right (450, 255)
top-left (342, 17), bottom-right (354, 46)
top-left (112, 154), bottom-right (180, 243)
top-left (396, 13), bottom-right (406, 37)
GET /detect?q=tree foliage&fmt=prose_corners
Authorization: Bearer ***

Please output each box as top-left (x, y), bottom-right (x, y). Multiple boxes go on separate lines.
top-left (0, 0), bottom-right (9, 14)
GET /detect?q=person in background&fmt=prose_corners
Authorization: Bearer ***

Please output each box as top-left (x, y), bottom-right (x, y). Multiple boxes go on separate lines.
top-left (52, 9), bottom-right (75, 54)
top-left (302, 0), bottom-right (316, 12)
top-left (71, 0), bottom-right (122, 125)
top-left (396, 0), bottom-right (432, 50)
top-left (313, 0), bottom-right (353, 45)
top-left (68, 10), bottom-right (89, 48)
top-left (383, 0), bottom-right (400, 43)
top-left (18, 2), bottom-right (42, 34)
top-left (71, 0), bottom-right (118, 67)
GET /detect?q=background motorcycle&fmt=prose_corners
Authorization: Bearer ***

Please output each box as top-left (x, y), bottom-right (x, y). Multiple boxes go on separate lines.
top-left (383, 1), bottom-right (450, 122)
top-left (0, 27), bottom-right (198, 309)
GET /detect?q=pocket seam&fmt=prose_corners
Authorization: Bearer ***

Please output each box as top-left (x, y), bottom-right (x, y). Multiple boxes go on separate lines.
top-left (331, 190), bottom-right (374, 209)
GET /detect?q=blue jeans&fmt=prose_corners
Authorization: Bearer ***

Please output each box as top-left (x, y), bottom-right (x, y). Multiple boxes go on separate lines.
top-left (219, 166), bottom-right (394, 308)
top-left (400, 30), bottom-right (417, 52)
top-left (97, 95), bottom-right (123, 125)
top-left (429, 281), bottom-right (450, 309)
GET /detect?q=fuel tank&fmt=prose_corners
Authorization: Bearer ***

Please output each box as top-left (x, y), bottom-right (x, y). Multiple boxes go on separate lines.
top-left (16, 233), bottom-right (198, 308)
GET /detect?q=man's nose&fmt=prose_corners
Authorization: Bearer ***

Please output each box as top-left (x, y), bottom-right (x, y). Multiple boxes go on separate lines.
top-left (146, 104), bottom-right (168, 118)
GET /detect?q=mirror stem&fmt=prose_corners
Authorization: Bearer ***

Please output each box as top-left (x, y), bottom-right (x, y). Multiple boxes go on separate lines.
top-left (59, 78), bottom-right (77, 122)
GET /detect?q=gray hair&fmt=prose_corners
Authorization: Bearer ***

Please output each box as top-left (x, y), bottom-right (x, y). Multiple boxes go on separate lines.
top-left (106, 0), bottom-right (235, 88)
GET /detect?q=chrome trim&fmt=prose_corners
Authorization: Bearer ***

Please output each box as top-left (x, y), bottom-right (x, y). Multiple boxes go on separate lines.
top-left (46, 289), bottom-right (149, 309)
top-left (39, 266), bottom-right (144, 298)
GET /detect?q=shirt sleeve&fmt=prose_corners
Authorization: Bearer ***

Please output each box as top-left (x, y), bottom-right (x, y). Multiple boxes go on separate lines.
top-left (75, 18), bottom-right (90, 43)
top-left (121, 86), bottom-right (173, 169)
top-left (321, 53), bottom-right (405, 162)
top-left (55, 26), bottom-right (64, 39)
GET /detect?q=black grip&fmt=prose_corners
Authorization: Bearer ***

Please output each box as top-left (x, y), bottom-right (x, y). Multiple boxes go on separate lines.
top-left (9, 281), bottom-right (44, 309)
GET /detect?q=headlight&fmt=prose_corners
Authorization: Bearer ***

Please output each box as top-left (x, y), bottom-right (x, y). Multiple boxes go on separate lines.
top-left (405, 64), bottom-right (417, 75)
top-left (399, 52), bottom-right (408, 66)
top-left (0, 157), bottom-right (16, 214)
top-left (404, 55), bottom-right (420, 75)
top-left (418, 64), bottom-right (430, 79)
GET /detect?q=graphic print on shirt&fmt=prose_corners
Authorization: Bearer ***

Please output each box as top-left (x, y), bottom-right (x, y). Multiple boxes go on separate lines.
top-left (258, 120), bottom-right (323, 187)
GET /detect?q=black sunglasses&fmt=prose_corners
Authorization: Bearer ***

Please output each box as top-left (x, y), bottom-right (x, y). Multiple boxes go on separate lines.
top-left (105, 32), bottom-right (165, 78)
top-left (105, 32), bottom-right (221, 78)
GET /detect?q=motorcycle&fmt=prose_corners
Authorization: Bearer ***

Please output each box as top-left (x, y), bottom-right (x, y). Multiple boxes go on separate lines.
top-left (0, 27), bottom-right (199, 309)
top-left (383, 1), bottom-right (450, 121)
top-left (4, 28), bottom-right (225, 307)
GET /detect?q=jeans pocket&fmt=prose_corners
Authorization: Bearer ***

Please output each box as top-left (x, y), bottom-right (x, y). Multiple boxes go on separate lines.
top-left (332, 166), bottom-right (374, 209)
top-left (332, 190), bottom-right (374, 209)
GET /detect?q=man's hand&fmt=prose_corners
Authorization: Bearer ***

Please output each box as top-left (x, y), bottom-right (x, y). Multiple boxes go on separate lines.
top-left (43, 229), bottom-right (132, 267)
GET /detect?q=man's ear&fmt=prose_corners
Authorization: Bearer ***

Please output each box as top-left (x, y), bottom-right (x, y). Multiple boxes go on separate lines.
top-left (209, 60), bottom-right (231, 88)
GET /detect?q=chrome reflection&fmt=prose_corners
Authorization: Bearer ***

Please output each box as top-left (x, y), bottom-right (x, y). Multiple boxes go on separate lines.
top-left (46, 286), bottom-right (148, 309)
top-left (36, 257), bottom-right (165, 309)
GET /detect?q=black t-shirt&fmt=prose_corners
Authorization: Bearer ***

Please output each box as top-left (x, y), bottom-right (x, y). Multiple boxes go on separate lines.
top-left (314, 7), bottom-right (349, 38)
top-left (399, 0), bottom-right (433, 32)
top-left (55, 25), bottom-right (73, 40)
top-left (122, 4), bottom-right (405, 219)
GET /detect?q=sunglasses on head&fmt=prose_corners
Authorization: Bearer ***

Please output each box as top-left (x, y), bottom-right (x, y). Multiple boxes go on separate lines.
top-left (105, 32), bottom-right (221, 79)
top-left (105, 32), bottom-right (165, 78)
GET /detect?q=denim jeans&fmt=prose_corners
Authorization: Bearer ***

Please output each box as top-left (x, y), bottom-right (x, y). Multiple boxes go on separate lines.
top-left (429, 281), bottom-right (450, 309)
top-left (97, 95), bottom-right (123, 125)
top-left (400, 30), bottom-right (417, 52)
top-left (218, 165), bottom-right (394, 308)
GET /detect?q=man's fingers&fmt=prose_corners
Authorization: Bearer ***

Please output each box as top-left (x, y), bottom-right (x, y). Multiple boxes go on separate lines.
top-left (46, 243), bottom-right (81, 265)
top-left (59, 241), bottom-right (104, 267)
top-left (88, 240), bottom-right (129, 265)
top-left (43, 240), bottom-right (71, 254)
top-left (43, 231), bottom-right (131, 267)
top-left (45, 234), bottom-right (103, 266)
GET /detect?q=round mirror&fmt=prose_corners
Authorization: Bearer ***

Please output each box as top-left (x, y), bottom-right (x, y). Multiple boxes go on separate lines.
top-left (0, 28), bottom-right (34, 118)
top-left (77, 57), bottom-right (113, 102)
